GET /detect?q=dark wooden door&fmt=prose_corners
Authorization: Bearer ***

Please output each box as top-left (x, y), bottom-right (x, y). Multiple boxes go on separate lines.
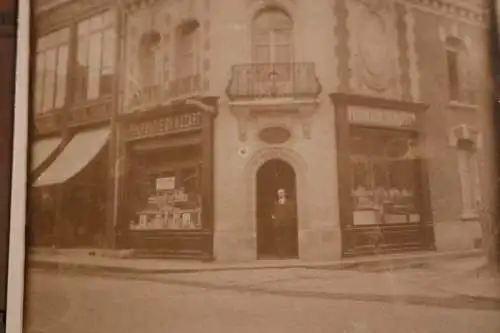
top-left (256, 159), bottom-right (298, 258)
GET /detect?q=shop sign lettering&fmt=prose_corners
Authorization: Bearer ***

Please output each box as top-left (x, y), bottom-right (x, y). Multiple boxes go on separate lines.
top-left (348, 107), bottom-right (416, 129)
top-left (125, 112), bottom-right (202, 140)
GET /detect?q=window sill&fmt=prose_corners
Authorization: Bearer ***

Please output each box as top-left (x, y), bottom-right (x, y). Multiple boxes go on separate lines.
top-left (448, 101), bottom-right (478, 111)
top-left (34, 108), bottom-right (63, 118)
top-left (460, 213), bottom-right (479, 221)
top-left (72, 95), bottom-right (113, 108)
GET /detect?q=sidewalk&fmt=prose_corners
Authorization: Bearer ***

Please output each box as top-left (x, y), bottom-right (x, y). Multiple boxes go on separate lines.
top-left (28, 248), bottom-right (500, 302)
top-left (28, 247), bottom-right (483, 275)
top-left (153, 259), bottom-right (500, 301)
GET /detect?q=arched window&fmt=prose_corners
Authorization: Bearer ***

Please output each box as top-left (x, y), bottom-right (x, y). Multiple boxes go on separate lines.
top-left (137, 29), bottom-right (162, 89)
top-left (445, 36), bottom-right (473, 103)
top-left (252, 7), bottom-right (293, 64)
top-left (175, 20), bottom-right (200, 78)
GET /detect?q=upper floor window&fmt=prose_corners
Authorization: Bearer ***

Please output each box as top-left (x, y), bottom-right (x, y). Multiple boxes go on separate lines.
top-left (445, 36), bottom-right (475, 104)
top-left (137, 29), bottom-right (162, 89)
top-left (456, 138), bottom-right (480, 219)
top-left (175, 20), bottom-right (200, 79)
top-left (34, 28), bottom-right (70, 114)
top-left (252, 7), bottom-right (293, 64)
top-left (74, 11), bottom-right (116, 103)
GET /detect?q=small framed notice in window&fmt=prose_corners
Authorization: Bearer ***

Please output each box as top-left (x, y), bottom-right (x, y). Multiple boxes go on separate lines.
top-left (156, 177), bottom-right (175, 191)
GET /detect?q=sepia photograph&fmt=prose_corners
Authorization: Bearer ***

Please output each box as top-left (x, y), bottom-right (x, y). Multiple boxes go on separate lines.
top-left (9, 0), bottom-right (500, 332)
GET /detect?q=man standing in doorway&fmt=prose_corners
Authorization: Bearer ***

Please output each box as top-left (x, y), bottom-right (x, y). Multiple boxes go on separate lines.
top-left (272, 188), bottom-right (297, 258)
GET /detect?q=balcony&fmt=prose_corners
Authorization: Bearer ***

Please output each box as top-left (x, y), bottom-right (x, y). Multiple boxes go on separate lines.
top-left (170, 74), bottom-right (201, 100)
top-left (127, 74), bottom-right (201, 113)
top-left (226, 63), bottom-right (322, 141)
top-left (226, 62), bottom-right (321, 101)
top-left (34, 111), bottom-right (62, 136)
top-left (68, 97), bottom-right (113, 128)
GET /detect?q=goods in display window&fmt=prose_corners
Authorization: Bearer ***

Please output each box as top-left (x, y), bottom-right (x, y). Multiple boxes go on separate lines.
top-left (129, 166), bottom-right (202, 231)
top-left (349, 127), bottom-right (421, 226)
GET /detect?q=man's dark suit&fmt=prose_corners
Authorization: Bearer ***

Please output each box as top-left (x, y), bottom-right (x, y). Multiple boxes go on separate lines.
top-left (273, 199), bottom-right (296, 257)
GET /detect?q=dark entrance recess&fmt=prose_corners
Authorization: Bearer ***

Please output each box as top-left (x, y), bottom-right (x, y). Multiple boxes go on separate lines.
top-left (60, 147), bottom-right (109, 248)
top-left (256, 159), bottom-right (298, 259)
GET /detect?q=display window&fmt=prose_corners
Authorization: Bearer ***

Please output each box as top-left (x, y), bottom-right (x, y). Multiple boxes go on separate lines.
top-left (349, 127), bottom-right (421, 226)
top-left (128, 146), bottom-right (203, 231)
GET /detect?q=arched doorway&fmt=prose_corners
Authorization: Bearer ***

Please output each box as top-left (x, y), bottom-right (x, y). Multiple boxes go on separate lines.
top-left (256, 159), bottom-right (298, 259)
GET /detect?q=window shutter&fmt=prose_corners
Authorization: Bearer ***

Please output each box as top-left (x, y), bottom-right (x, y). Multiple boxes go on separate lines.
top-left (457, 52), bottom-right (472, 103)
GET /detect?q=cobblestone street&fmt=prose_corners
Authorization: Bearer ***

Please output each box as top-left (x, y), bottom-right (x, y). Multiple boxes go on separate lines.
top-left (24, 257), bottom-right (500, 333)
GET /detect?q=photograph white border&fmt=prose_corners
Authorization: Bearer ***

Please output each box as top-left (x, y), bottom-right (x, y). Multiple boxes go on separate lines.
top-left (6, 0), bottom-right (30, 332)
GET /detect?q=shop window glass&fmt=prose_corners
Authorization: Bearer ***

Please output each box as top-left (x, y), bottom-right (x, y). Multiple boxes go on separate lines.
top-left (350, 128), bottom-right (420, 226)
top-left (129, 148), bottom-right (202, 231)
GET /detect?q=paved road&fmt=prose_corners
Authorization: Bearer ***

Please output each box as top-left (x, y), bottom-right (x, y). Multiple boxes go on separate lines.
top-left (24, 268), bottom-right (500, 333)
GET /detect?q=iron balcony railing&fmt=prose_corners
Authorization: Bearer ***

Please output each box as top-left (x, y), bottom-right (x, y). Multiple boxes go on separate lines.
top-left (226, 62), bottom-right (321, 100)
top-left (34, 111), bottom-right (62, 135)
top-left (128, 74), bottom-right (201, 111)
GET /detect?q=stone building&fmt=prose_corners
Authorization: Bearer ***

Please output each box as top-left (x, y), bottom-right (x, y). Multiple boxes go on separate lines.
top-left (29, 0), bottom-right (120, 247)
top-left (30, 0), bottom-right (492, 262)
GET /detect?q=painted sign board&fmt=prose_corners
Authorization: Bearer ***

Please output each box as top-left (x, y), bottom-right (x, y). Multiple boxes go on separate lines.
top-left (125, 111), bottom-right (202, 141)
top-left (348, 106), bottom-right (417, 129)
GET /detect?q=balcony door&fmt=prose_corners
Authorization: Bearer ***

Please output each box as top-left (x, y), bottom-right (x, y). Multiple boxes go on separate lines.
top-left (252, 7), bottom-right (293, 64)
top-left (251, 7), bottom-right (294, 95)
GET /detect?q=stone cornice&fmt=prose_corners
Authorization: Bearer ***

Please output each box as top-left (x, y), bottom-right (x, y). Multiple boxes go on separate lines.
top-left (124, 0), bottom-right (175, 13)
top-left (36, 0), bottom-right (114, 34)
top-left (402, 0), bottom-right (488, 26)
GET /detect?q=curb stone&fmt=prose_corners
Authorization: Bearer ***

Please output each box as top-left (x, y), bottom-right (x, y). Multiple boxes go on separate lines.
top-left (28, 249), bottom-right (484, 275)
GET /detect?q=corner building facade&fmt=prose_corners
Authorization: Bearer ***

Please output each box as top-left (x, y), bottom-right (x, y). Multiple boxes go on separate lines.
top-left (118, 0), bottom-right (490, 261)
top-left (31, 0), bottom-right (491, 261)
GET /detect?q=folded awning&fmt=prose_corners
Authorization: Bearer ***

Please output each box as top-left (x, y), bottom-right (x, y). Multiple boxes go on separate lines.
top-left (33, 127), bottom-right (110, 187)
top-left (30, 137), bottom-right (62, 172)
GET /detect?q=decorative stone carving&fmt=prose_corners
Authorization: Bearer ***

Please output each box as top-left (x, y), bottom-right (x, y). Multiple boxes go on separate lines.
top-left (246, 0), bottom-right (296, 9)
top-left (356, 0), bottom-right (391, 13)
top-left (229, 101), bottom-right (318, 142)
top-left (258, 126), bottom-right (292, 145)
top-left (449, 124), bottom-right (482, 149)
top-left (231, 107), bottom-right (252, 141)
top-left (358, 13), bottom-right (392, 92)
top-left (297, 106), bottom-right (316, 139)
top-left (349, 0), bottom-right (399, 96)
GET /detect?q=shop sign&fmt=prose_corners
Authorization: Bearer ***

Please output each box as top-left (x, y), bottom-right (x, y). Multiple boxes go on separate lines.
top-left (156, 177), bottom-right (175, 191)
top-left (125, 111), bottom-right (202, 140)
top-left (348, 107), bottom-right (416, 129)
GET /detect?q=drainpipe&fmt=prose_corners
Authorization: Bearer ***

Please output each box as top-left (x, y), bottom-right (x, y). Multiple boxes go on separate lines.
top-left (106, 0), bottom-right (126, 249)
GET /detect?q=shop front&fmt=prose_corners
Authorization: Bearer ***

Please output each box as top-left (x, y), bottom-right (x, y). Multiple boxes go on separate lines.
top-left (331, 94), bottom-right (435, 256)
top-left (31, 127), bottom-right (110, 248)
top-left (119, 100), bottom-right (216, 260)
top-left (29, 136), bottom-right (63, 246)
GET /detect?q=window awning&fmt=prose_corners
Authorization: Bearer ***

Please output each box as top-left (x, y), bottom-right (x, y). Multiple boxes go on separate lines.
top-left (33, 127), bottom-right (110, 187)
top-left (30, 137), bottom-right (62, 172)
